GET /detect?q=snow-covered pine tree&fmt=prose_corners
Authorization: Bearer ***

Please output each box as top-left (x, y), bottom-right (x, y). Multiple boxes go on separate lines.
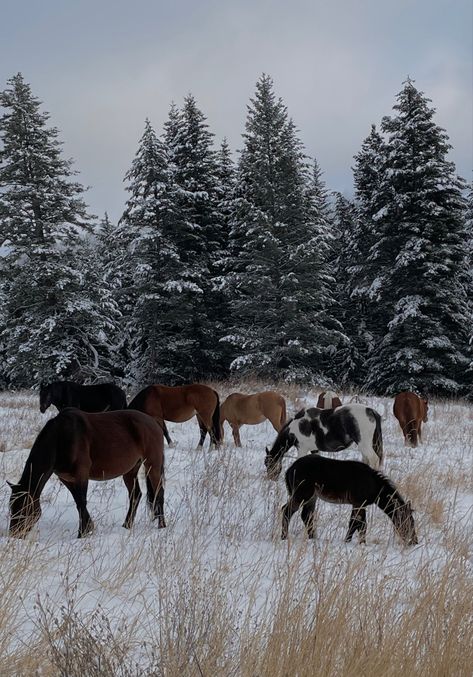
top-left (0, 73), bottom-right (117, 386)
top-left (164, 96), bottom-right (224, 379)
top-left (330, 192), bottom-right (364, 387)
top-left (335, 124), bottom-right (387, 385)
top-left (222, 75), bottom-right (342, 382)
top-left (118, 118), bottom-right (192, 384)
top-left (364, 79), bottom-right (470, 396)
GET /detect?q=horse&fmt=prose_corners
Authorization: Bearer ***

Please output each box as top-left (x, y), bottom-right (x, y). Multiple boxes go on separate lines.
top-left (8, 409), bottom-right (165, 538)
top-left (316, 390), bottom-right (342, 409)
top-left (220, 391), bottom-right (287, 446)
top-left (264, 403), bottom-right (383, 479)
top-left (393, 391), bottom-right (428, 448)
top-left (128, 384), bottom-right (221, 449)
top-left (39, 381), bottom-right (127, 413)
top-left (281, 454), bottom-right (418, 545)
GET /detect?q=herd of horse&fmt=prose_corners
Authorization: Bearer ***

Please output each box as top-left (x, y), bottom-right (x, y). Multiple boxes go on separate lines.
top-left (6, 382), bottom-right (427, 546)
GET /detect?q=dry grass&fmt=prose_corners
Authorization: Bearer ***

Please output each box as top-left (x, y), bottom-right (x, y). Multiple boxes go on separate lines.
top-left (0, 385), bottom-right (471, 676)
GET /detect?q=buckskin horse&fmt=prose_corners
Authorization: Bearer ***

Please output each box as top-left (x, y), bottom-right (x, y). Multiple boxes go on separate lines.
top-left (128, 384), bottom-right (221, 449)
top-left (393, 391), bottom-right (428, 448)
top-left (8, 409), bottom-right (165, 538)
top-left (281, 454), bottom-right (418, 545)
top-left (220, 391), bottom-right (287, 446)
top-left (265, 403), bottom-right (383, 479)
top-left (39, 381), bottom-right (127, 413)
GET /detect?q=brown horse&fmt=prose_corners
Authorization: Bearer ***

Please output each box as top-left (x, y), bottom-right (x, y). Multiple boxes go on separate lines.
top-left (316, 390), bottom-right (342, 409)
top-left (8, 409), bottom-right (165, 538)
top-left (393, 391), bottom-right (428, 448)
top-left (128, 384), bottom-right (221, 449)
top-left (220, 391), bottom-right (287, 447)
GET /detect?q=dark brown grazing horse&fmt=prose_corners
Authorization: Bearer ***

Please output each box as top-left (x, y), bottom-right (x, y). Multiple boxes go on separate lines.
top-left (316, 390), bottom-right (342, 409)
top-left (128, 384), bottom-right (221, 449)
top-left (220, 391), bottom-right (287, 446)
top-left (393, 391), bottom-right (428, 448)
top-left (8, 409), bottom-right (165, 538)
top-left (40, 381), bottom-right (127, 413)
top-left (281, 455), bottom-right (418, 546)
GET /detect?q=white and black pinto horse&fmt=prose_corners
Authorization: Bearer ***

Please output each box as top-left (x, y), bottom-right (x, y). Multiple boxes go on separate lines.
top-left (264, 403), bottom-right (383, 479)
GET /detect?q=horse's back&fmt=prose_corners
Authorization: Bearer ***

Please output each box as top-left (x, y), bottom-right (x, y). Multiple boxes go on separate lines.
top-left (68, 409), bottom-right (163, 480)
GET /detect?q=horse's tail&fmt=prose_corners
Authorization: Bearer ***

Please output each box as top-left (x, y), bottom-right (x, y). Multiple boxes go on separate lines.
top-left (280, 398), bottom-right (287, 429)
top-left (405, 419), bottom-right (418, 448)
top-left (212, 390), bottom-right (222, 444)
top-left (372, 410), bottom-right (384, 466)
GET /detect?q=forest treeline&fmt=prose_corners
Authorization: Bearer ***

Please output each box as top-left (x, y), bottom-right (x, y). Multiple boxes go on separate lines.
top-left (0, 73), bottom-right (471, 397)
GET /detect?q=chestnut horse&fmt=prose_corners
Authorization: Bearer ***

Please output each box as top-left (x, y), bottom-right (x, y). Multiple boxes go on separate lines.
top-left (393, 391), bottom-right (428, 448)
top-left (281, 454), bottom-right (418, 545)
top-left (316, 390), bottom-right (342, 409)
top-left (220, 391), bottom-right (287, 446)
top-left (128, 384), bottom-right (221, 449)
top-left (8, 409), bottom-right (165, 538)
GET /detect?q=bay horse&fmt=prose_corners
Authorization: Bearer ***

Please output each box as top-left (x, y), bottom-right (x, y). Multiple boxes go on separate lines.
top-left (39, 381), bottom-right (127, 413)
top-left (128, 384), bottom-right (221, 449)
top-left (281, 454), bottom-right (418, 545)
top-left (8, 409), bottom-right (165, 538)
top-left (393, 391), bottom-right (428, 448)
top-left (220, 391), bottom-right (287, 446)
top-left (316, 390), bottom-right (342, 409)
top-left (265, 403), bottom-right (383, 479)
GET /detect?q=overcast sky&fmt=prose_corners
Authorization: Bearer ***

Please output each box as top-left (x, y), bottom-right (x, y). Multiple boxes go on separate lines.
top-left (1, 0), bottom-right (472, 221)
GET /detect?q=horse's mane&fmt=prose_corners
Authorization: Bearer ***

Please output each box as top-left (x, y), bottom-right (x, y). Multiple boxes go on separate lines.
top-left (128, 386), bottom-right (152, 410)
top-left (373, 469), bottom-right (406, 505)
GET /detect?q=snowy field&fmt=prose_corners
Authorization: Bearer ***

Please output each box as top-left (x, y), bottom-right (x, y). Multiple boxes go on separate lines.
top-left (0, 385), bottom-right (471, 676)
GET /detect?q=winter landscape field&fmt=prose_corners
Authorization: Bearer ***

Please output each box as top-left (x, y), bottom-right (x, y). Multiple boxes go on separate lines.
top-left (0, 383), bottom-right (471, 676)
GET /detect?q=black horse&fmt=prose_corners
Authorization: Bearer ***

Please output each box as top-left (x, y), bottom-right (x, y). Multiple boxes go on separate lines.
top-left (39, 381), bottom-right (127, 413)
top-left (281, 454), bottom-right (418, 546)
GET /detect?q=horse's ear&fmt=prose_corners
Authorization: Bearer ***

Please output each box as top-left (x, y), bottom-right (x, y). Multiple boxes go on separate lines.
top-left (265, 446), bottom-right (269, 455)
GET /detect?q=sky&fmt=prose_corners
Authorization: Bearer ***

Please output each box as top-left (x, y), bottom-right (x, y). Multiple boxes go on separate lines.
top-left (1, 0), bottom-right (472, 222)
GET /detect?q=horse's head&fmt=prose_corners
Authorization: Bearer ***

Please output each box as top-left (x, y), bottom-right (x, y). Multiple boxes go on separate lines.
top-left (394, 500), bottom-right (418, 546)
top-left (264, 447), bottom-right (283, 481)
top-left (8, 482), bottom-right (41, 537)
top-left (39, 383), bottom-right (52, 413)
top-left (264, 425), bottom-right (295, 480)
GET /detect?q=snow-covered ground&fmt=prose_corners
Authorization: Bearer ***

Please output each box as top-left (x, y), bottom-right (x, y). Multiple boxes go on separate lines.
top-left (0, 386), bottom-right (471, 675)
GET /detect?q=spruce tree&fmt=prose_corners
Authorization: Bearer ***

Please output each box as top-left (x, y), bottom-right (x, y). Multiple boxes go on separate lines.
top-left (364, 79), bottom-right (470, 396)
top-left (222, 75), bottom-right (341, 382)
top-left (164, 96), bottom-right (223, 379)
top-left (0, 73), bottom-right (116, 385)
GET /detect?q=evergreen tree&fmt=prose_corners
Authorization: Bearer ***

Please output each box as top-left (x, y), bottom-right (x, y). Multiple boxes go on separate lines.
top-left (222, 75), bottom-right (342, 382)
top-left (364, 79), bottom-right (470, 396)
top-left (164, 96), bottom-right (224, 379)
top-left (331, 192), bottom-right (364, 387)
top-left (0, 73), bottom-right (116, 385)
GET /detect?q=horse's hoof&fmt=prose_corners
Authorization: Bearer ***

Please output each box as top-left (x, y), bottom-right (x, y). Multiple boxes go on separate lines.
top-left (122, 522), bottom-right (131, 530)
top-left (157, 519), bottom-right (166, 529)
top-left (168, 441), bottom-right (176, 448)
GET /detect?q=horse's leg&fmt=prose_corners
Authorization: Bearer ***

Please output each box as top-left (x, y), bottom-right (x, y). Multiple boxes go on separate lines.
top-left (230, 422), bottom-right (242, 447)
top-left (345, 507), bottom-right (367, 543)
top-left (301, 498), bottom-right (317, 539)
top-left (122, 462), bottom-right (143, 529)
top-left (196, 415), bottom-right (208, 450)
top-left (144, 461), bottom-right (166, 528)
top-left (281, 498), bottom-right (301, 539)
top-left (59, 478), bottom-right (94, 538)
top-left (162, 421), bottom-right (174, 447)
